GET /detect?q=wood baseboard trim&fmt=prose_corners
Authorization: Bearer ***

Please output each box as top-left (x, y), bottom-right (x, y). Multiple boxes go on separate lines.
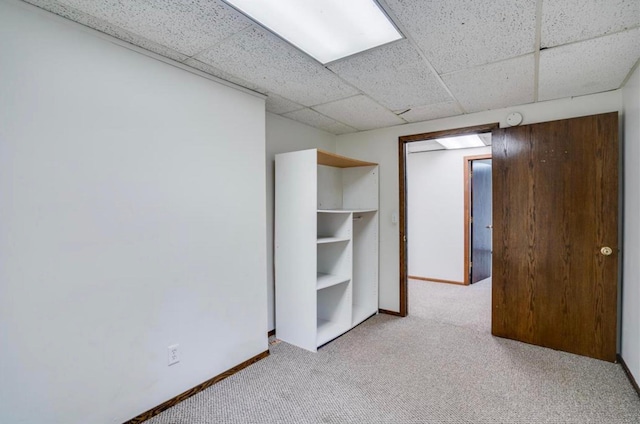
top-left (123, 350), bottom-right (270, 424)
top-left (409, 275), bottom-right (466, 286)
top-left (618, 354), bottom-right (640, 397)
top-left (268, 329), bottom-right (275, 337)
top-left (379, 308), bottom-right (403, 317)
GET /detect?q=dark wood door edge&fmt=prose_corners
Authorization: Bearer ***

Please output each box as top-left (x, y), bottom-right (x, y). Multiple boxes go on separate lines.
top-left (379, 308), bottom-right (403, 317)
top-left (398, 123), bottom-right (499, 319)
top-left (618, 354), bottom-right (640, 397)
top-left (409, 275), bottom-right (466, 285)
top-left (123, 350), bottom-right (270, 424)
top-left (398, 138), bottom-right (408, 317)
top-left (463, 154), bottom-right (492, 286)
top-left (268, 329), bottom-right (276, 337)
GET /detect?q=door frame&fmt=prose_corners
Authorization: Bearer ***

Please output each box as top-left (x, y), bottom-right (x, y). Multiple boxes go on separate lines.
top-left (398, 123), bottom-right (499, 317)
top-left (464, 154), bottom-right (492, 285)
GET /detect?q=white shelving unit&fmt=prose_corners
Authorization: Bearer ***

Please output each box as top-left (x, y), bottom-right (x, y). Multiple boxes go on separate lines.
top-left (275, 149), bottom-right (379, 352)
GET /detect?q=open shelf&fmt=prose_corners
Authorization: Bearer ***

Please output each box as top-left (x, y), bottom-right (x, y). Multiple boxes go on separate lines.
top-left (317, 239), bottom-right (350, 295)
top-left (317, 149), bottom-right (376, 168)
top-left (276, 148), bottom-right (378, 352)
top-left (316, 281), bottom-right (350, 347)
top-left (318, 209), bottom-right (378, 213)
top-left (352, 211), bottom-right (378, 329)
top-left (317, 319), bottom-right (345, 346)
top-left (317, 236), bottom-right (350, 244)
top-left (352, 303), bottom-right (376, 326)
top-left (317, 273), bottom-right (350, 290)
top-left (317, 212), bottom-right (351, 242)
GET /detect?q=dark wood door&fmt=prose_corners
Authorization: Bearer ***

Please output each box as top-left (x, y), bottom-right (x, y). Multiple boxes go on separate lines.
top-left (471, 160), bottom-right (492, 283)
top-left (492, 112), bottom-right (618, 362)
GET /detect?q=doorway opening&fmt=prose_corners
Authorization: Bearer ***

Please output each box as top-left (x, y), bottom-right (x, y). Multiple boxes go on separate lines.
top-left (398, 123), bottom-right (498, 317)
top-left (465, 155), bottom-right (493, 284)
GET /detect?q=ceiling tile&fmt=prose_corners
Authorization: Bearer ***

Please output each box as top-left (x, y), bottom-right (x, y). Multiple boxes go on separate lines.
top-left (282, 109), bottom-right (358, 135)
top-left (24, 0), bottom-right (190, 62)
top-left (53, 0), bottom-right (252, 56)
top-left (328, 40), bottom-right (451, 110)
top-left (400, 102), bottom-right (463, 123)
top-left (196, 26), bottom-right (359, 106)
top-left (384, 0), bottom-right (537, 74)
top-left (313, 95), bottom-right (405, 131)
top-left (265, 94), bottom-right (304, 115)
top-left (539, 29), bottom-right (640, 101)
top-left (541, 0), bottom-right (640, 48)
top-left (442, 55), bottom-right (535, 113)
top-left (183, 58), bottom-right (264, 92)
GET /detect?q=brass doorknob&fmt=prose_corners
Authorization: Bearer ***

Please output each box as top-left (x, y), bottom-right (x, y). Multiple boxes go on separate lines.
top-left (600, 247), bottom-right (613, 256)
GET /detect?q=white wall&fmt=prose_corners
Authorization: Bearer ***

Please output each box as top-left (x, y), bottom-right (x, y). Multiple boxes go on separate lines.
top-left (622, 64), bottom-right (640, 382)
top-left (407, 146), bottom-right (491, 282)
top-left (337, 91), bottom-right (622, 312)
top-left (0, 2), bottom-right (267, 423)
top-left (266, 114), bottom-right (335, 331)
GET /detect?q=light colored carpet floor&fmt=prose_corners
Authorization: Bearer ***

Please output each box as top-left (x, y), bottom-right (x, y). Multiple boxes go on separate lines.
top-left (146, 278), bottom-right (640, 423)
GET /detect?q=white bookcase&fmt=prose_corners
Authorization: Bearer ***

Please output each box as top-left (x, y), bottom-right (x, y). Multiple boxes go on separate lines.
top-left (275, 148), bottom-right (379, 352)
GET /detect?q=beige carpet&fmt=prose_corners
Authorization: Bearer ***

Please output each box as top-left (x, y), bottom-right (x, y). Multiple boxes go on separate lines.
top-left (409, 277), bottom-right (492, 333)
top-left (146, 279), bottom-right (640, 423)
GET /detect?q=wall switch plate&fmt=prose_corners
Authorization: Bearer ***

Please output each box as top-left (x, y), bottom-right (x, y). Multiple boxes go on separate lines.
top-left (168, 344), bottom-right (180, 366)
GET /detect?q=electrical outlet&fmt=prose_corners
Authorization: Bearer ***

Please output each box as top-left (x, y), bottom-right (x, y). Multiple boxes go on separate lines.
top-left (168, 344), bottom-right (180, 366)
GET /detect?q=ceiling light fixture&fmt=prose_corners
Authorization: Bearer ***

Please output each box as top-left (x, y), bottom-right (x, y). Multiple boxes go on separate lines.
top-left (223, 0), bottom-right (403, 64)
top-left (407, 140), bottom-right (443, 153)
top-left (408, 134), bottom-right (488, 153)
top-left (436, 134), bottom-right (486, 150)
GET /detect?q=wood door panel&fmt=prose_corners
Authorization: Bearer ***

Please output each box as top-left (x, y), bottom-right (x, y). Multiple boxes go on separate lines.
top-left (492, 113), bottom-right (618, 362)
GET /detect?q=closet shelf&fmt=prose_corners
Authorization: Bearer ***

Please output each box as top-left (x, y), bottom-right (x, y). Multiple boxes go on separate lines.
top-left (317, 273), bottom-right (350, 290)
top-left (317, 236), bottom-right (350, 244)
top-left (317, 319), bottom-right (345, 346)
top-left (275, 148), bottom-right (379, 352)
top-left (352, 303), bottom-right (376, 327)
top-left (317, 149), bottom-right (376, 168)
top-left (318, 209), bottom-right (378, 214)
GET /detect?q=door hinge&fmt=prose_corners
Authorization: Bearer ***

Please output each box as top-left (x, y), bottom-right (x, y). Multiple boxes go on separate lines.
top-left (469, 261), bottom-right (473, 268)
top-left (470, 216), bottom-right (473, 223)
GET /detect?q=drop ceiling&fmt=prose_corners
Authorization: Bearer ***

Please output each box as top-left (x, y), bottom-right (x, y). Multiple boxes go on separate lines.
top-left (23, 0), bottom-right (640, 135)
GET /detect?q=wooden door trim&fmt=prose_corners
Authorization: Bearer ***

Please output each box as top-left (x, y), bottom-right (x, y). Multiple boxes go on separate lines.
top-left (463, 154), bottom-right (492, 285)
top-left (398, 123), bottom-right (499, 317)
top-left (399, 124), bottom-right (499, 143)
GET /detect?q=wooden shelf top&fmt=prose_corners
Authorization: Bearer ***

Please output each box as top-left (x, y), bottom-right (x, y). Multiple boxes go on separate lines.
top-left (317, 149), bottom-right (377, 168)
top-left (318, 209), bottom-right (378, 213)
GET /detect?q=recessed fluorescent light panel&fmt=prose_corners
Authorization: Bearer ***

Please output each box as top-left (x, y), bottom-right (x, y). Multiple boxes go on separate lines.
top-left (223, 0), bottom-right (403, 64)
top-left (436, 134), bottom-right (486, 150)
top-left (408, 134), bottom-right (489, 153)
top-left (407, 139), bottom-right (443, 154)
